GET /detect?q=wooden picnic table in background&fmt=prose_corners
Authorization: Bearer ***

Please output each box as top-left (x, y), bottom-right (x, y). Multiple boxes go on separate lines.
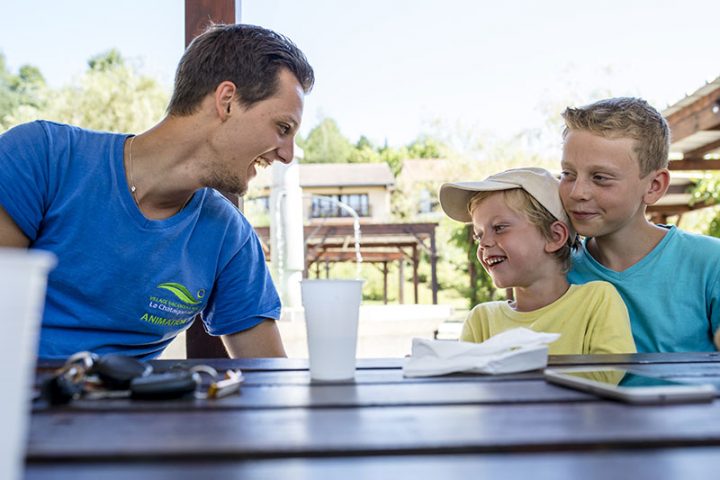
top-left (25, 353), bottom-right (720, 480)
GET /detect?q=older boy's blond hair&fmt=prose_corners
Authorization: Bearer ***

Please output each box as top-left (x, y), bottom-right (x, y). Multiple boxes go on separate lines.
top-left (562, 97), bottom-right (670, 176)
top-left (469, 189), bottom-right (572, 272)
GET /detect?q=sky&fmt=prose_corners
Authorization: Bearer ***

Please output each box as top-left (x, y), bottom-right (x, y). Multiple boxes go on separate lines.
top-left (1, 0), bottom-right (719, 147)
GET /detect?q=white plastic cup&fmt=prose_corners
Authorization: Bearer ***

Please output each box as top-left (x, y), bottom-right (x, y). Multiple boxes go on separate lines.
top-left (0, 248), bottom-right (56, 480)
top-left (301, 279), bottom-right (363, 381)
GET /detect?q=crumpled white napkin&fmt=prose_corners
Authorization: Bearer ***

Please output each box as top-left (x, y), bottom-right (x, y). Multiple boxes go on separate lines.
top-left (403, 327), bottom-right (560, 377)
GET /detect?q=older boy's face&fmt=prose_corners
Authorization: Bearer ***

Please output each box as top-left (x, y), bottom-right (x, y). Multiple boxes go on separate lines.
top-left (559, 130), bottom-right (654, 240)
top-left (471, 192), bottom-right (556, 290)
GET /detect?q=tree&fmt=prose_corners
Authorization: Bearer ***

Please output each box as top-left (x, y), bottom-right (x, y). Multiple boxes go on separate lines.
top-left (4, 49), bottom-right (168, 134)
top-left (406, 135), bottom-right (447, 159)
top-left (690, 175), bottom-right (720, 238)
top-left (299, 118), bottom-right (354, 163)
top-left (0, 52), bottom-right (47, 129)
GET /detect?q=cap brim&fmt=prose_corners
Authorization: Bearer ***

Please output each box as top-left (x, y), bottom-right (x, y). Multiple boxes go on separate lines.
top-left (439, 180), bottom-right (520, 223)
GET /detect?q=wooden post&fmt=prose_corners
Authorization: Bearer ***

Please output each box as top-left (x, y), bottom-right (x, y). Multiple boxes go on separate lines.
top-left (185, 0), bottom-right (238, 360)
top-left (398, 259), bottom-right (405, 304)
top-left (412, 245), bottom-right (419, 304)
top-left (430, 227), bottom-right (438, 305)
top-left (382, 261), bottom-right (388, 305)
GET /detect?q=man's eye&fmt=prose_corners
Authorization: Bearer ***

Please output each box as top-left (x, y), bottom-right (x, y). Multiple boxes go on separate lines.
top-left (278, 123), bottom-right (291, 135)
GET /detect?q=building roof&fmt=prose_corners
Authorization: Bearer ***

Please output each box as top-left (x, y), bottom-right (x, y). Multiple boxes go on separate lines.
top-left (252, 162), bottom-right (395, 189)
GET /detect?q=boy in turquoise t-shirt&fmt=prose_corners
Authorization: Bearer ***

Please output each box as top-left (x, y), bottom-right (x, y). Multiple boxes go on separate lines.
top-left (560, 97), bottom-right (720, 352)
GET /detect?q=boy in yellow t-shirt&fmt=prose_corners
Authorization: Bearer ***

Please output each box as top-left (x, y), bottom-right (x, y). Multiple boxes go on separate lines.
top-left (439, 167), bottom-right (635, 355)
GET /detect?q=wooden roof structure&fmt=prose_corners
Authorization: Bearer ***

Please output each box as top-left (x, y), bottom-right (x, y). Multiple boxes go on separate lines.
top-left (255, 223), bottom-right (440, 306)
top-left (649, 76), bottom-right (720, 222)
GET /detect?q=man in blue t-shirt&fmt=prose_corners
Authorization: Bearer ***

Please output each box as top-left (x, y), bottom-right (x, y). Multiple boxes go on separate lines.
top-left (0, 24), bottom-right (315, 360)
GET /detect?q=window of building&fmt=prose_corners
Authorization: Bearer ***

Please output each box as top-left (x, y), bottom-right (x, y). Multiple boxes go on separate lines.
top-left (418, 189), bottom-right (439, 214)
top-left (311, 194), bottom-right (370, 218)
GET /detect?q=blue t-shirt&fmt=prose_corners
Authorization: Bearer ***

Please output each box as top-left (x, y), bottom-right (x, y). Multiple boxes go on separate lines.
top-left (568, 226), bottom-right (720, 352)
top-left (0, 121), bottom-right (281, 359)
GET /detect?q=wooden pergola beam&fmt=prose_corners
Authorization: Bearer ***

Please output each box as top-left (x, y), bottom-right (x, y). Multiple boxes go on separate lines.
top-left (669, 159), bottom-right (720, 171)
top-left (684, 137), bottom-right (720, 159)
top-left (665, 88), bottom-right (720, 143)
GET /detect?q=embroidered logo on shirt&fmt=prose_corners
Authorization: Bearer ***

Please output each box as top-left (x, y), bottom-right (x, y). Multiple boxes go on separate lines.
top-left (139, 282), bottom-right (207, 328)
top-left (157, 282), bottom-right (204, 305)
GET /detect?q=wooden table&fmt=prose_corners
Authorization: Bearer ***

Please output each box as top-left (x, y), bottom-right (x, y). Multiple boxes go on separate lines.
top-left (25, 353), bottom-right (720, 479)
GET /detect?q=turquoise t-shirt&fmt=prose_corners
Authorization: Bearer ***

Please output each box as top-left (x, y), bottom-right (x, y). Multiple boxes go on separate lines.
top-left (0, 121), bottom-right (281, 359)
top-left (568, 226), bottom-right (720, 352)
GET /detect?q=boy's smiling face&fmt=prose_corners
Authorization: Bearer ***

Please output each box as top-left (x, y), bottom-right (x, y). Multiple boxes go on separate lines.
top-left (471, 192), bottom-right (555, 290)
top-left (559, 130), bottom-right (656, 240)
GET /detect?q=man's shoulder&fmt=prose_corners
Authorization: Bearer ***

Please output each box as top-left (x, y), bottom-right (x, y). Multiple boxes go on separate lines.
top-left (198, 189), bottom-right (256, 238)
top-left (3, 120), bottom-right (116, 145)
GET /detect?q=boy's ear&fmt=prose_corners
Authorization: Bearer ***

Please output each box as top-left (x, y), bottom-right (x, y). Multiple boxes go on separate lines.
top-left (214, 81), bottom-right (237, 121)
top-left (642, 168), bottom-right (670, 206)
top-left (545, 221), bottom-right (570, 254)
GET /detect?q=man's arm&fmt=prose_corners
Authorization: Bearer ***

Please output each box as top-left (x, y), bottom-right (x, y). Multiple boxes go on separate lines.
top-left (221, 319), bottom-right (287, 358)
top-left (0, 205), bottom-right (30, 247)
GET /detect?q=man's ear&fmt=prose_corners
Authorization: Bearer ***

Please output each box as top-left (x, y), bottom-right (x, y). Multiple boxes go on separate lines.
top-left (643, 168), bottom-right (670, 206)
top-left (214, 81), bottom-right (237, 120)
top-left (545, 221), bottom-right (570, 254)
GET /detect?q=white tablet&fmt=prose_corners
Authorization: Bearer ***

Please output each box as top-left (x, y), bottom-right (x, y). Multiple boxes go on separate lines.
top-left (544, 367), bottom-right (717, 404)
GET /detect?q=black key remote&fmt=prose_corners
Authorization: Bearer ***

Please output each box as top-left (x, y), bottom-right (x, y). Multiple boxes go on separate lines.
top-left (130, 371), bottom-right (198, 400)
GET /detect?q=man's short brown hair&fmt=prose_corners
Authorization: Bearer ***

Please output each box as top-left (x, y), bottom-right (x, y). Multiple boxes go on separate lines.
top-left (168, 24), bottom-right (314, 116)
top-left (562, 97), bottom-right (670, 176)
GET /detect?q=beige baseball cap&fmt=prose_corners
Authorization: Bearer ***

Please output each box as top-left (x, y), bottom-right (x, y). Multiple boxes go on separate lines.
top-left (439, 167), bottom-right (574, 237)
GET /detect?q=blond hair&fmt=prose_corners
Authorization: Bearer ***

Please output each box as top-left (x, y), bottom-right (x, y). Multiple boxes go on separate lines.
top-left (468, 189), bottom-right (572, 272)
top-left (562, 97), bottom-right (670, 176)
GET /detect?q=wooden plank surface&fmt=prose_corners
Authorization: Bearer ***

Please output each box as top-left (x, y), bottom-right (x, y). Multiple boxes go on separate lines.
top-left (31, 379), bottom-right (595, 412)
top-left (35, 352), bottom-right (720, 372)
top-left (27, 400), bottom-right (720, 460)
top-left (24, 447), bottom-right (720, 480)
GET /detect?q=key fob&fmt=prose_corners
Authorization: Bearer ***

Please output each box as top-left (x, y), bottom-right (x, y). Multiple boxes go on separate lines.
top-left (41, 374), bottom-right (83, 405)
top-left (130, 371), bottom-right (198, 400)
top-left (92, 354), bottom-right (153, 390)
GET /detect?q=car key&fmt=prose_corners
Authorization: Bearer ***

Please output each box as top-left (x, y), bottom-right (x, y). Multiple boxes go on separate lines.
top-left (91, 354), bottom-right (153, 390)
top-left (130, 370), bottom-right (199, 400)
top-left (41, 351), bottom-right (96, 405)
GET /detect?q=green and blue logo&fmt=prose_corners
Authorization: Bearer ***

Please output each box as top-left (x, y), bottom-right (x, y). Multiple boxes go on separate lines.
top-left (156, 282), bottom-right (203, 305)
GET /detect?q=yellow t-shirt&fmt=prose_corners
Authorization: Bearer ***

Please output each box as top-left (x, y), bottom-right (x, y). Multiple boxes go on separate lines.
top-left (460, 281), bottom-right (636, 355)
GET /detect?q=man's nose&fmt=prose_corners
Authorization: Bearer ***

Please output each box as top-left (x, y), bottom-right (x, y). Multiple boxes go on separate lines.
top-left (277, 139), bottom-right (295, 164)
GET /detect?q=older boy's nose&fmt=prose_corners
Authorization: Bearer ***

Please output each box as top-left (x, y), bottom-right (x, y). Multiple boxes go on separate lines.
top-left (568, 179), bottom-right (591, 200)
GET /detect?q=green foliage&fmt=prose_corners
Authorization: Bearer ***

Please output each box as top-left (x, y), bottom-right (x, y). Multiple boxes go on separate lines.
top-left (406, 134), bottom-right (447, 159)
top-left (87, 49), bottom-right (124, 71)
top-left (298, 118), bottom-right (452, 177)
top-left (0, 52), bottom-right (47, 129)
top-left (2, 50), bottom-right (167, 133)
top-left (299, 118), bottom-right (354, 163)
top-left (690, 173), bottom-right (720, 238)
